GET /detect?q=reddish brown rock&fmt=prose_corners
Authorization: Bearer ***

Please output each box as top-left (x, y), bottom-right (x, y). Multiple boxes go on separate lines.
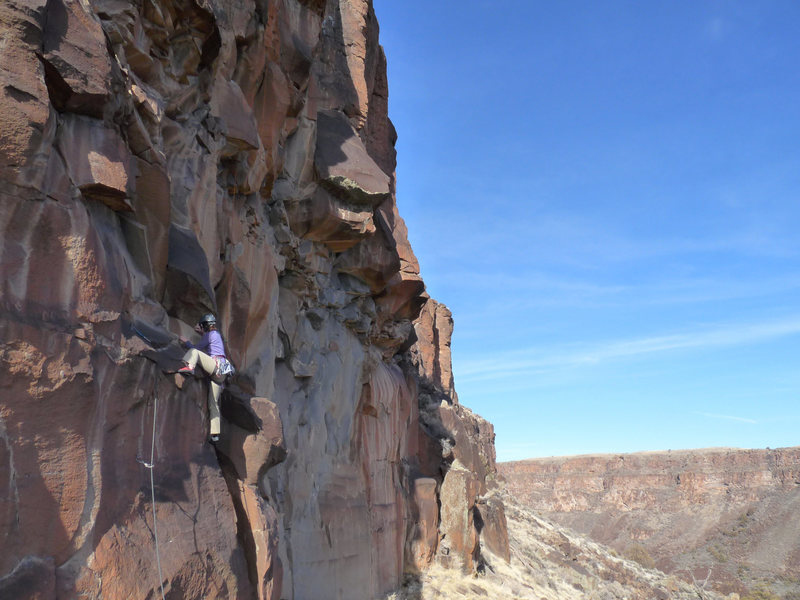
top-left (412, 299), bottom-right (456, 398)
top-left (307, 2), bottom-right (362, 122)
top-left (406, 477), bottom-right (439, 572)
top-left (57, 114), bottom-right (133, 210)
top-left (375, 201), bottom-right (425, 322)
top-left (441, 403), bottom-right (498, 494)
top-left (227, 481), bottom-right (283, 600)
top-left (270, 0), bottom-right (320, 89)
top-left (0, 197), bottom-right (125, 322)
top-left (41, 0), bottom-right (112, 117)
top-left (0, 0), bottom-right (52, 188)
top-left (438, 461), bottom-right (480, 570)
top-left (285, 186), bottom-right (376, 252)
top-left (407, 296), bottom-right (507, 572)
top-left (337, 0), bottom-right (374, 126)
top-left (355, 362), bottom-right (416, 592)
top-left (218, 396), bottom-right (286, 486)
top-left (335, 213), bottom-right (401, 294)
top-left (0, 318), bottom-right (254, 599)
top-left (364, 46), bottom-right (397, 177)
top-left (0, 1), bottom-right (506, 598)
top-left (314, 109), bottom-right (391, 206)
top-left (476, 494), bottom-right (511, 563)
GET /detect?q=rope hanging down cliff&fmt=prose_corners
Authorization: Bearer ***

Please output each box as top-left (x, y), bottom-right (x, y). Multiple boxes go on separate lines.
top-left (138, 377), bottom-right (167, 600)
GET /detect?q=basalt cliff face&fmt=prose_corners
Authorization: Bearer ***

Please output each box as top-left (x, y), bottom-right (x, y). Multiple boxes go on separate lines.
top-left (0, 1), bottom-right (507, 598)
top-left (500, 447), bottom-right (800, 597)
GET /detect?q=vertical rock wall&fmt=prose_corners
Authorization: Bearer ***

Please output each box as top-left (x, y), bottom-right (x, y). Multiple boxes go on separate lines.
top-left (0, 1), bottom-right (507, 599)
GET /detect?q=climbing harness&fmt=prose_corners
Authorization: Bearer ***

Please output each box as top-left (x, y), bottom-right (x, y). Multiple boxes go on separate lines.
top-left (212, 355), bottom-right (236, 382)
top-left (138, 377), bottom-right (167, 600)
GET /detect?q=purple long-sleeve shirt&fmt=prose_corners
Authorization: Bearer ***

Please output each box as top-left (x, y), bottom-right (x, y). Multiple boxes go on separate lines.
top-left (190, 330), bottom-right (225, 357)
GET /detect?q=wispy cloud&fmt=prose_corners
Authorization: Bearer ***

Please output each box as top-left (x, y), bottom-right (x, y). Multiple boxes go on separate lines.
top-left (440, 270), bottom-right (800, 312)
top-left (457, 316), bottom-right (800, 383)
top-left (695, 411), bottom-right (757, 424)
top-left (705, 17), bottom-right (728, 42)
top-left (414, 197), bottom-right (800, 277)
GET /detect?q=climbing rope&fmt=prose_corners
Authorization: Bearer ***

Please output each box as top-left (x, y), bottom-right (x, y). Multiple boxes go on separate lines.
top-left (140, 377), bottom-right (167, 600)
top-left (243, 225), bottom-right (256, 370)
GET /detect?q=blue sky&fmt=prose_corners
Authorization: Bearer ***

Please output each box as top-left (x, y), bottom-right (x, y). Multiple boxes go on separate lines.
top-left (372, 1), bottom-right (800, 461)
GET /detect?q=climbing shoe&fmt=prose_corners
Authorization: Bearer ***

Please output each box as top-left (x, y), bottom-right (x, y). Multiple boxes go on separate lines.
top-left (178, 365), bottom-right (194, 375)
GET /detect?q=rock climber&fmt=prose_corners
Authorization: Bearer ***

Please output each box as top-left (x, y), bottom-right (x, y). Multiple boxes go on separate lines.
top-left (178, 313), bottom-right (231, 443)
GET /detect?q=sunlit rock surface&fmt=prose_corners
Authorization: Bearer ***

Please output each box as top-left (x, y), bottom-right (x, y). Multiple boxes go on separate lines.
top-left (0, 1), bottom-right (505, 598)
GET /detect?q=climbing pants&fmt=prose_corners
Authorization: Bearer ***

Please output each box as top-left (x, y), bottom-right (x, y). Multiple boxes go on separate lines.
top-left (182, 348), bottom-right (222, 435)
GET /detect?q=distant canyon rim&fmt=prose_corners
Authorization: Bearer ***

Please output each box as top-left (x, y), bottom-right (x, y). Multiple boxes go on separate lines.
top-left (500, 446), bottom-right (800, 597)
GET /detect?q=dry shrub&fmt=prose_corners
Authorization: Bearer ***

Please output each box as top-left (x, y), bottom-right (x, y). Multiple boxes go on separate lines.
top-left (741, 584), bottom-right (780, 600)
top-left (623, 544), bottom-right (656, 570)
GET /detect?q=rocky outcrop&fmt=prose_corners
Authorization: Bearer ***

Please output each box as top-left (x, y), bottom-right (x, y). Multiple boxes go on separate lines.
top-left (500, 447), bottom-right (800, 597)
top-left (0, 1), bottom-right (505, 599)
top-left (407, 298), bottom-right (509, 572)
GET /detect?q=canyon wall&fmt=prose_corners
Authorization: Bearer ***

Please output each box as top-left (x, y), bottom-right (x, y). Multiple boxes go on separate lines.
top-left (0, 1), bottom-right (507, 598)
top-left (501, 447), bottom-right (800, 596)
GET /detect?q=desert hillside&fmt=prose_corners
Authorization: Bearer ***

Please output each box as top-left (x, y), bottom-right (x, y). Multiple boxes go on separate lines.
top-left (500, 447), bottom-right (800, 598)
top-left (387, 491), bottom-right (728, 600)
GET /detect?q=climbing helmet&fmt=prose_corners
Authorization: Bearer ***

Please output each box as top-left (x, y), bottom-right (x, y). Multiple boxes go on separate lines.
top-left (199, 313), bottom-right (217, 329)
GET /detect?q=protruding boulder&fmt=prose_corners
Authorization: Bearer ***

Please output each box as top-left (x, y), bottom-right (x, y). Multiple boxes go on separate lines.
top-left (285, 187), bottom-right (376, 251)
top-left (372, 318), bottom-right (415, 359)
top-left (314, 109), bottom-right (390, 206)
top-left (56, 114), bottom-right (133, 211)
top-left (41, 0), bottom-right (112, 117)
